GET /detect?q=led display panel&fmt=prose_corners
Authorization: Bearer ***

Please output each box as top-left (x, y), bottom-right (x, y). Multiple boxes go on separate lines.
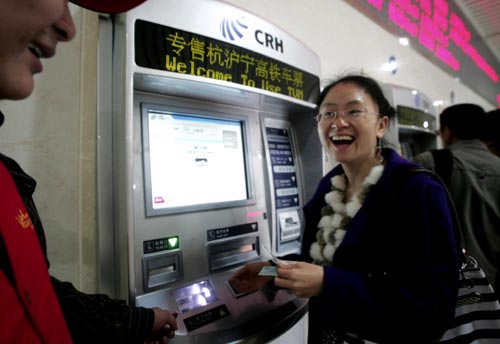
top-left (348, 0), bottom-right (500, 106)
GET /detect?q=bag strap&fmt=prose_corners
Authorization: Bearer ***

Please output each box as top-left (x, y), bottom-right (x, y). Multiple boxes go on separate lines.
top-left (430, 149), bottom-right (453, 188)
top-left (393, 166), bottom-right (467, 264)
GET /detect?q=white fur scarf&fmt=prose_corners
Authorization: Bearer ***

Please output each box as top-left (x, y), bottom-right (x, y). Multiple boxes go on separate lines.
top-left (309, 165), bottom-right (384, 264)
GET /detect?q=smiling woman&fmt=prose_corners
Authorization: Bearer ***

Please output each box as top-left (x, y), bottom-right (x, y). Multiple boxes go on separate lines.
top-left (231, 73), bottom-right (460, 343)
top-left (316, 75), bottom-right (393, 180)
top-left (0, 0), bottom-right (75, 100)
top-left (300, 74), bottom-right (458, 342)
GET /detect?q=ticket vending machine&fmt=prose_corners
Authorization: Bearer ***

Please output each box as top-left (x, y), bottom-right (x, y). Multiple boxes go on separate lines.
top-left (97, 0), bottom-right (321, 342)
top-left (382, 84), bottom-right (438, 159)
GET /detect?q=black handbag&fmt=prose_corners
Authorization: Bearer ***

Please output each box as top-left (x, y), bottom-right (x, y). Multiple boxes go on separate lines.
top-left (439, 255), bottom-right (500, 343)
top-left (404, 167), bottom-right (500, 343)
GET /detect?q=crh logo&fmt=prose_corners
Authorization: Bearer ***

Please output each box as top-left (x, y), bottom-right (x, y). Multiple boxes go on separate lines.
top-left (220, 16), bottom-right (248, 41)
top-left (255, 30), bottom-right (283, 53)
top-left (220, 16), bottom-right (284, 53)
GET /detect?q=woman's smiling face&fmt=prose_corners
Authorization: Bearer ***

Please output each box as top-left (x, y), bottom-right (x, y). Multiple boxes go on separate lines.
top-left (0, 0), bottom-right (75, 100)
top-left (317, 81), bottom-right (388, 166)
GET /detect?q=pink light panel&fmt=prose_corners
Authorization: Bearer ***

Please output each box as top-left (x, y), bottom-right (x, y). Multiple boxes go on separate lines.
top-left (365, 0), bottom-right (499, 83)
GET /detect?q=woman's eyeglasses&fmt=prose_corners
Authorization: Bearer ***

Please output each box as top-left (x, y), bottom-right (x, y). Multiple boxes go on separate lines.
top-left (314, 109), bottom-right (379, 123)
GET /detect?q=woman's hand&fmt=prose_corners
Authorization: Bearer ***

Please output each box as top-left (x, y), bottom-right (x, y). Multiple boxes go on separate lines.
top-left (144, 308), bottom-right (178, 344)
top-left (274, 261), bottom-right (324, 298)
top-left (229, 261), bottom-right (273, 293)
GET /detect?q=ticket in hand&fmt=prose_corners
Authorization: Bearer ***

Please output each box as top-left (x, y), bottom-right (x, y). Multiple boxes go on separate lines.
top-left (258, 265), bottom-right (277, 276)
top-left (261, 244), bottom-right (279, 265)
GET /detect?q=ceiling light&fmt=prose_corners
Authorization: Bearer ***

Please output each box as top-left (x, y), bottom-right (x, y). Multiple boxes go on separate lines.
top-left (399, 37), bottom-right (409, 46)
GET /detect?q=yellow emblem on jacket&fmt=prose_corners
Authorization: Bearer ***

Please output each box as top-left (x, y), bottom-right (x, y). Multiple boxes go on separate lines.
top-left (16, 209), bottom-right (34, 229)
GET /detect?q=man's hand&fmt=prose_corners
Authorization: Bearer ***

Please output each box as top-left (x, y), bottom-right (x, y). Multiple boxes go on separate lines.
top-left (145, 308), bottom-right (178, 344)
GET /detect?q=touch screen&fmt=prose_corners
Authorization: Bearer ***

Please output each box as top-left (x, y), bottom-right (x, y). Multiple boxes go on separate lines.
top-left (142, 106), bottom-right (250, 215)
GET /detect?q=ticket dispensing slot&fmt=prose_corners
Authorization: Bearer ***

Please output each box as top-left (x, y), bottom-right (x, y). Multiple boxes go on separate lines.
top-left (142, 250), bottom-right (183, 291)
top-left (208, 236), bottom-right (260, 272)
top-left (278, 210), bottom-right (301, 242)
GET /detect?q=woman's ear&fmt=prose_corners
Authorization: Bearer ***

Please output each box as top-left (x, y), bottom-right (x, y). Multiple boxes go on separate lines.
top-left (377, 116), bottom-right (389, 138)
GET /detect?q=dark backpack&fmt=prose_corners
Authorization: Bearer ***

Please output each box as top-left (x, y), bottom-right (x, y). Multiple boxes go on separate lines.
top-left (430, 149), bottom-right (453, 187)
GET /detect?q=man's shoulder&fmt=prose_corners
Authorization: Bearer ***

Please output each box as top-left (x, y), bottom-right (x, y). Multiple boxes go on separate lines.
top-left (412, 150), bottom-right (435, 170)
top-left (450, 141), bottom-right (500, 169)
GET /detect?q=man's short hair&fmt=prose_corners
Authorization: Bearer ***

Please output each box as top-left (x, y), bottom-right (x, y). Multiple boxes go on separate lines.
top-left (439, 103), bottom-right (486, 140)
top-left (484, 109), bottom-right (500, 148)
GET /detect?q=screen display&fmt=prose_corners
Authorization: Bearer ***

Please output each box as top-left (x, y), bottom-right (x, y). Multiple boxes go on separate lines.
top-left (397, 105), bottom-right (436, 131)
top-left (143, 106), bottom-right (250, 215)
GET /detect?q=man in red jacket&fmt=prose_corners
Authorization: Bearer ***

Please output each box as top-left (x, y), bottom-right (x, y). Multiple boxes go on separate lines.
top-left (0, 1), bottom-right (178, 343)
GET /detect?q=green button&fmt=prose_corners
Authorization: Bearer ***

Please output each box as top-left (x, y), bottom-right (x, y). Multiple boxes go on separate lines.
top-left (167, 236), bottom-right (179, 249)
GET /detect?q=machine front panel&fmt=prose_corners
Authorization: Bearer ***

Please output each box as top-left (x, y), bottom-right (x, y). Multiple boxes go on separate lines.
top-left (106, 1), bottom-right (321, 341)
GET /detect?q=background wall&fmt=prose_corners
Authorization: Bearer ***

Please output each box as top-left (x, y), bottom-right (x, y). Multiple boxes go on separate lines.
top-left (0, 1), bottom-right (495, 293)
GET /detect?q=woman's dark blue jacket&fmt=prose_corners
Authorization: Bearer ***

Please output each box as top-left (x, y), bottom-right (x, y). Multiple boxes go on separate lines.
top-left (301, 148), bottom-right (459, 343)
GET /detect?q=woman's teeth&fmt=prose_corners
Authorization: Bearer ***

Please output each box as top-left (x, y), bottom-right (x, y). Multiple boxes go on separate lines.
top-left (28, 43), bottom-right (43, 58)
top-left (331, 135), bottom-right (354, 143)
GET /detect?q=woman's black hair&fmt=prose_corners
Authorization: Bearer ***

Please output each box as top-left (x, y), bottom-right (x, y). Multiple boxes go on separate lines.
top-left (317, 74), bottom-right (396, 119)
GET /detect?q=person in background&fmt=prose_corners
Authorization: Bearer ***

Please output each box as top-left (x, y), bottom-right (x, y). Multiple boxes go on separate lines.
top-left (483, 108), bottom-right (500, 157)
top-left (483, 108), bottom-right (500, 296)
top-left (413, 104), bottom-right (500, 297)
top-left (231, 74), bottom-right (459, 343)
top-left (0, 0), bottom-right (178, 343)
